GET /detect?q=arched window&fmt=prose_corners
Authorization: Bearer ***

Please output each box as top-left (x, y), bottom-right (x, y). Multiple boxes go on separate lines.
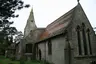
top-left (35, 44), bottom-right (39, 58)
top-left (48, 40), bottom-right (52, 55)
top-left (82, 23), bottom-right (88, 55)
top-left (87, 29), bottom-right (92, 55)
top-left (76, 25), bottom-right (82, 55)
top-left (39, 49), bottom-right (41, 60)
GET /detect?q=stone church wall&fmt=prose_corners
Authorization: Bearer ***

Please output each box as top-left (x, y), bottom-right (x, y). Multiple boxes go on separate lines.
top-left (71, 4), bottom-right (96, 64)
top-left (38, 35), bottom-right (67, 64)
top-left (51, 36), bottom-right (66, 64)
top-left (37, 4), bottom-right (96, 64)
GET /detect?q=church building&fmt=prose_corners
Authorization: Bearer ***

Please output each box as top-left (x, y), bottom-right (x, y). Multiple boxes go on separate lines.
top-left (22, 2), bottom-right (96, 64)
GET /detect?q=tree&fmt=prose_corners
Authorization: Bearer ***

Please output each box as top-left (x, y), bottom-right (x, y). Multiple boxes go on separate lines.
top-left (0, 19), bottom-right (18, 55)
top-left (14, 31), bottom-right (23, 43)
top-left (0, 0), bottom-right (30, 20)
top-left (0, 0), bottom-right (29, 39)
top-left (0, 0), bottom-right (29, 55)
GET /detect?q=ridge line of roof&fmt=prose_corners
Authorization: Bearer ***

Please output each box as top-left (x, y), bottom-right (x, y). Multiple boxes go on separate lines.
top-left (46, 6), bottom-right (77, 28)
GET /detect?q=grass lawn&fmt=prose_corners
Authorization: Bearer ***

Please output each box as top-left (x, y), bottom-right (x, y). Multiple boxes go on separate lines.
top-left (0, 56), bottom-right (43, 64)
top-left (0, 56), bottom-right (20, 64)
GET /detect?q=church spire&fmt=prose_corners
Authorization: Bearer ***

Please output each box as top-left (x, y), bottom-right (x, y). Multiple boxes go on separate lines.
top-left (24, 8), bottom-right (37, 37)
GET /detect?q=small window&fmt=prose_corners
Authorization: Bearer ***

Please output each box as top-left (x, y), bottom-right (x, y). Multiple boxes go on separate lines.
top-left (26, 44), bottom-right (33, 53)
top-left (48, 40), bottom-right (52, 55)
top-left (82, 23), bottom-right (85, 27)
top-left (31, 20), bottom-right (33, 22)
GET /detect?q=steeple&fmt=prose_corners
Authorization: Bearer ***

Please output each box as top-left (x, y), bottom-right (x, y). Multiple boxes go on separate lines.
top-left (24, 8), bottom-right (37, 37)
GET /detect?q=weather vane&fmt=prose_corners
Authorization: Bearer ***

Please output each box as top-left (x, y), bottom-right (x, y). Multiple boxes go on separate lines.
top-left (77, 0), bottom-right (80, 3)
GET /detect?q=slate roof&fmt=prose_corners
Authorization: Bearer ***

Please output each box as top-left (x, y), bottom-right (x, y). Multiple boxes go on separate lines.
top-left (39, 6), bottom-right (76, 41)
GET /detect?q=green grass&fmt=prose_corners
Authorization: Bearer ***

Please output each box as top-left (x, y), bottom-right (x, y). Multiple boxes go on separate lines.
top-left (0, 56), bottom-right (43, 64)
top-left (0, 56), bottom-right (20, 64)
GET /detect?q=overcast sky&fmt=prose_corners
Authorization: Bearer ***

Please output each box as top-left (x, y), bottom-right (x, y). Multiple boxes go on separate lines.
top-left (10, 0), bottom-right (96, 33)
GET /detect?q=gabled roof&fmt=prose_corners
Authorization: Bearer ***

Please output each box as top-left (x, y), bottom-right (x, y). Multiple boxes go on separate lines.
top-left (39, 7), bottom-right (76, 40)
top-left (39, 3), bottom-right (84, 41)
